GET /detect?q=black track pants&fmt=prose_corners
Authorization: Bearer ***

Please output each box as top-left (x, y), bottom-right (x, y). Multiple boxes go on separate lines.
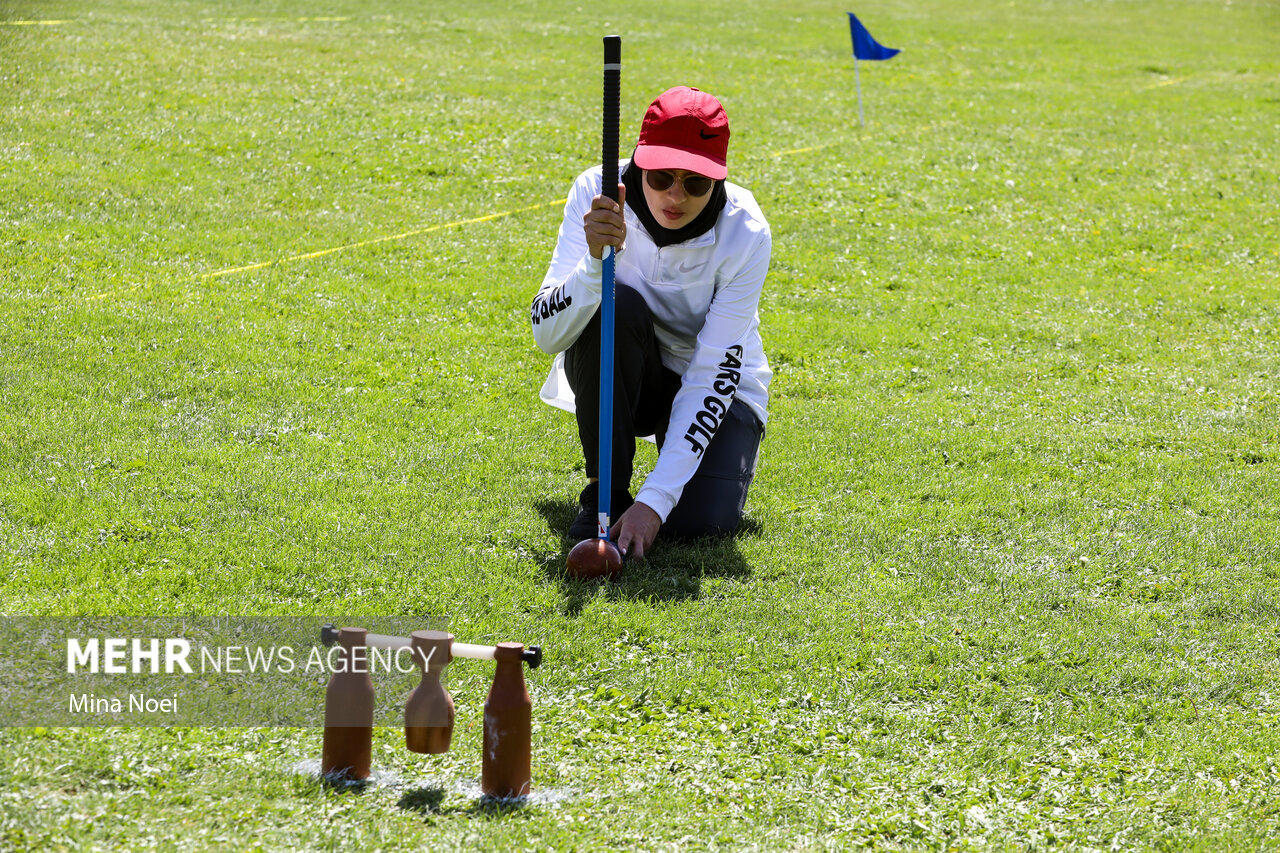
top-left (564, 284), bottom-right (763, 537)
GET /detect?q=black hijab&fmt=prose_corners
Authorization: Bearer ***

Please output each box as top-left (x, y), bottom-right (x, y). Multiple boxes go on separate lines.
top-left (621, 157), bottom-right (727, 249)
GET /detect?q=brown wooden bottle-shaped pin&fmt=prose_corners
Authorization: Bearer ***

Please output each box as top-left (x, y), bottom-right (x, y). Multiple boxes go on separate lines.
top-left (405, 630), bottom-right (455, 754)
top-left (481, 642), bottom-right (532, 798)
top-left (321, 626), bottom-right (375, 780)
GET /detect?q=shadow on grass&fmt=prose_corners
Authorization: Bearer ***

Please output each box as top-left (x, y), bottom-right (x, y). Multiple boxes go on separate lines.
top-left (533, 498), bottom-right (759, 616)
top-left (397, 785), bottom-right (532, 820)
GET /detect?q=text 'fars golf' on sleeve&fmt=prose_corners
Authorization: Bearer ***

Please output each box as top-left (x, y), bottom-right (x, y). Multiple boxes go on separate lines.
top-left (635, 218), bottom-right (772, 521)
top-left (530, 168), bottom-right (609, 355)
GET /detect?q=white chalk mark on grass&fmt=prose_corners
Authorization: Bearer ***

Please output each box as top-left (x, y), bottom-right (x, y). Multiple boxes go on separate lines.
top-left (289, 760), bottom-right (577, 805)
top-left (451, 779), bottom-right (577, 805)
top-left (290, 758), bottom-right (403, 789)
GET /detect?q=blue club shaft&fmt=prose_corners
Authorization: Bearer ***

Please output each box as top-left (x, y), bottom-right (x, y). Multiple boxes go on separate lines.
top-left (598, 248), bottom-right (615, 539)
top-left (597, 34), bottom-right (620, 540)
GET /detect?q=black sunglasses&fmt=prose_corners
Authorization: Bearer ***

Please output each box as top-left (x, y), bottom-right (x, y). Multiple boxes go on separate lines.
top-left (644, 169), bottom-right (715, 197)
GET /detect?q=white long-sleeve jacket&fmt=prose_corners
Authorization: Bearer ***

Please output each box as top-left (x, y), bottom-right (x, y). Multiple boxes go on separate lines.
top-left (530, 164), bottom-right (772, 522)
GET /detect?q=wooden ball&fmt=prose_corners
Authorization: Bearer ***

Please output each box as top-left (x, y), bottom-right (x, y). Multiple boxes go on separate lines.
top-left (566, 538), bottom-right (623, 580)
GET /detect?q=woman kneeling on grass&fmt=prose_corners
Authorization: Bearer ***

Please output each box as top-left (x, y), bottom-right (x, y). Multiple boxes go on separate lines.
top-left (530, 86), bottom-right (772, 560)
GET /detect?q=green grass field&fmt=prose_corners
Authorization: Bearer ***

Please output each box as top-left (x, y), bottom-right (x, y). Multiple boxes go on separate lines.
top-left (3, 0), bottom-right (1279, 848)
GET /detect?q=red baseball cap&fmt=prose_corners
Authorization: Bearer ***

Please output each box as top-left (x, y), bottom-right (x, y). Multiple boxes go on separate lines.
top-left (633, 87), bottom-right (730, 180)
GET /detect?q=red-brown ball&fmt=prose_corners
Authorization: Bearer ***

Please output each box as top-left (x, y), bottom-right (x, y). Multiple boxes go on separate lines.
top-left (566, 538), bottom-right (624, 580)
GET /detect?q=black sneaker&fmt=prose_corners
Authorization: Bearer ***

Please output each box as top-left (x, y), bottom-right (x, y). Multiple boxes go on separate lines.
top-left (568, 482), bottom-right (634, 540)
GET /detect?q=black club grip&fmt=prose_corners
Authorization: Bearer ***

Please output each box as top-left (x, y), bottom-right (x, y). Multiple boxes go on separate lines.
top-left (602, 35), bottom-right (621, 201)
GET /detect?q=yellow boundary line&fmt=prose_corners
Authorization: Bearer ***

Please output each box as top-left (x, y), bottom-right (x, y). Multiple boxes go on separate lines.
top-left (201, 199), bottom-right (566, 280)
top-left (1144, 77), bottom-right (1189, 90)
top-left (85, 141), bottom-right (841, 302)
top-left (770, 142), bottom-right (837, 157)
top-left (86, 198), bottom-right (567, 301)
top-left (208, 16), bottom-right (353, 23)
top-left (0, 17), bottom-right (357, 26)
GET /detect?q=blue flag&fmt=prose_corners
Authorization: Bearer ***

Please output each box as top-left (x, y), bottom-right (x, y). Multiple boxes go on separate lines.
top-left (848, 12), bottom-right (899, 61)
